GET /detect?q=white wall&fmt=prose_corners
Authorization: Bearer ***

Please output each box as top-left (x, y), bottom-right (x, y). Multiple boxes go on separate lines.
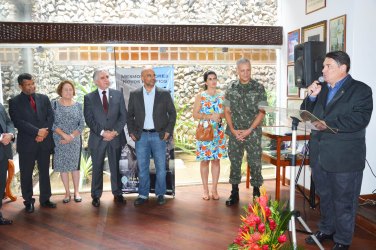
top-left (280, 0), bottom-right (376, 194)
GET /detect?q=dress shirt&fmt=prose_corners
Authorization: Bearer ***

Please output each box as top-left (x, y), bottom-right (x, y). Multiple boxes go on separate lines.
top-left (97, 88), bottom-right (109, 105)
top-left (143, 86), bottom-right (155, 129)
top-left (308, 74), bottom-right (349, 104)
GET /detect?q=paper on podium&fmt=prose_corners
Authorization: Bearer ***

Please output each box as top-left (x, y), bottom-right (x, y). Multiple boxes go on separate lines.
top-left (259, 105), bottom-right (338, 134)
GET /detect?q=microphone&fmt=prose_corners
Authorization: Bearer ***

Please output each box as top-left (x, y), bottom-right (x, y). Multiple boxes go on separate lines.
top-left (317, 76), bottom-right (325, 86)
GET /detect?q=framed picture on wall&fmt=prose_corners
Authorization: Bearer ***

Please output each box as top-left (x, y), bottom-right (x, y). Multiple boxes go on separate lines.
top-left (302, 20), bottom-right (327, 42)
top-left (287, 98), bottom-right (303, 111)
top-left (329, 15), bottom-right (346, 52)
top-left (287, 29), bottom-right (300, 64)
top-left (306, 0), bottom-right (326, 14)
top-left (287, 65), bottom-right (299, 97)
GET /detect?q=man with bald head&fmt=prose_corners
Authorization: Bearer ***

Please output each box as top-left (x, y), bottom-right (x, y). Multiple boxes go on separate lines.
top-left (127, 67), bottom-right (176, 206)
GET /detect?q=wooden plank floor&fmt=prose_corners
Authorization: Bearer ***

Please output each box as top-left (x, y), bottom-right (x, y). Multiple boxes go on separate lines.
top-left (0, 180), bottom-right (375, 250)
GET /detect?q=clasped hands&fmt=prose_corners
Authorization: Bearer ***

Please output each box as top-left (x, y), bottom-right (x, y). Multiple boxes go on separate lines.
top-left (231, 128), bottom-right (253, 142)
top-left (209, 113), bottom-right (221, 123)
top-left (35, 128), bottom-right (49, 142)
top-left (102, 130), bottom-right (118, 141)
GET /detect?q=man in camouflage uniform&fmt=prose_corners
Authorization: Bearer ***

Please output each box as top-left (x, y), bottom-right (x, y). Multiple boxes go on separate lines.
top-left (223, 58), bottom-right (267, 206)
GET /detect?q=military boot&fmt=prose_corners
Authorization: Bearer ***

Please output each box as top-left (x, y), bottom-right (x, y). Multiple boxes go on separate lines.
top-left (225, 184), bottom-right (239, 206)
top-left (253, 186), bottom-right (260, 198)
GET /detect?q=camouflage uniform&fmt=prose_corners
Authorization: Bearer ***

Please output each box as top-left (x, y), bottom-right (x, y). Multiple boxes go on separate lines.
top-left (223, 79), bottom-right (267, 187)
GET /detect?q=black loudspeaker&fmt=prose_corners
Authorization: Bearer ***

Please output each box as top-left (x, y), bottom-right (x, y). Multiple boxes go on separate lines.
top-left (294, 41), bottom-right (326, 88)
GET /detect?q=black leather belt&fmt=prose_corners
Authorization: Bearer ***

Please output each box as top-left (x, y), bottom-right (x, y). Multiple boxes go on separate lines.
top-left (142, 129), bottom-right (156, 133)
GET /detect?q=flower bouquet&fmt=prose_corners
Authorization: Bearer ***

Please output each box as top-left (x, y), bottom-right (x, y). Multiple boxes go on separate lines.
top-left (228, 187), bottom-right (292, 250)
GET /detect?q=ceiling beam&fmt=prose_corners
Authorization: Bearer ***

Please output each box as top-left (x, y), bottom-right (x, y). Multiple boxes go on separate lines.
top-left (0, 22), bottom-right (282, 46)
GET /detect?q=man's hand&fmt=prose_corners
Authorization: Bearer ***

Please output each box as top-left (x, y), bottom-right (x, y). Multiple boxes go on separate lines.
top-left (163, 132), bottom-right (170, 141)
top-left (307, 81), bottom-right (322, 97)
top-left (312, 120), bottom-right (328, 131)
top-left (130, 133), bottom-right (138, 142)
top-left (38, 128), bottom-right (49, 138)
top-left (102, 130), bottom-right (116, 141)
top-left (237, 128), bottom-right (253, 140)
top-left (35, 135), bottom-right (44, 142)
top-left (231, 129), bottom-right (245, 141)
top-left (0, 133), bottom-right (13, 145)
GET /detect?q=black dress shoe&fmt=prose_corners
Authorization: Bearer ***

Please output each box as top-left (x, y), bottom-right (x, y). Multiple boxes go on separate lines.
top-left (332, 243), bottom-right (350, 250)
top-left (134, 197), bottom-right (148, 206)
top-left (0, 216), bottom-right (13, 225)
top-left (225, 193), bottom-right (239, 206)
top-left (157, 195), bottom-right (166, 205)
top-left (114, 195), bottom-right (126, 203)
top-left (305, 231), bottom-right (333, 245)
top-left (253, 186), bottom-right (260, 197)
top-left (92, 198), bottom-right (100, 207)
top-left (41, 200), bottom-right (57, 208)
top-left (24, 202), bottom-right (35, 213)
top-left (74, 196), bottom-right (82, 202)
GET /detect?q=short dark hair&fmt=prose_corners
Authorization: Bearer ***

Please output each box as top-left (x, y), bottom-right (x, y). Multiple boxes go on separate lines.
top-left (17, 73), bottom-right (33, 85)
top-left (325, 51), bottom-right (351, 73)
top-left (203, 70), bottom-right (217, 90)
top-left (56, 80), bottom-right (76, 97)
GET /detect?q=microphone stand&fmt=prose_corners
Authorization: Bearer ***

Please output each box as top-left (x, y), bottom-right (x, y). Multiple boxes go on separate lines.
top-left (288, 117), bottom-right (324, 250)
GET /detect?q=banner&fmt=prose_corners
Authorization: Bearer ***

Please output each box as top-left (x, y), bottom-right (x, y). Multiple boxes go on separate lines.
top-left (116, 66), bottom-right (175, 195)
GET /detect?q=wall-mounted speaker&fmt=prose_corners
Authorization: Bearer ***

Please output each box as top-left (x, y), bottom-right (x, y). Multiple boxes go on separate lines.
top-left (294, 41), bottom-right (326, 88)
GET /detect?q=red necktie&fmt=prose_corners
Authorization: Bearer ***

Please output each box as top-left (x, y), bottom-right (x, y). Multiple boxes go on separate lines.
top-left (29, 95), bottom-right (37, 112)
top-left (102, 91), bottom-right (108, 114)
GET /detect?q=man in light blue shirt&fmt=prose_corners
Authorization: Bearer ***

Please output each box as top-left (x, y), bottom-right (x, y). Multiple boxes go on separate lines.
top-left (127, 67), bottom-right (176, 206)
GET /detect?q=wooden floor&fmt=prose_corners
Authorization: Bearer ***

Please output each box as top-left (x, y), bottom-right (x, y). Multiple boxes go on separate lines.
top-left (0, 180), bottom-right (375, 250)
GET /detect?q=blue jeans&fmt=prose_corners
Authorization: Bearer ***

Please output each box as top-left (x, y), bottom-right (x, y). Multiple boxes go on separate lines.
top-left (135, 132), bottom-right (166, 198)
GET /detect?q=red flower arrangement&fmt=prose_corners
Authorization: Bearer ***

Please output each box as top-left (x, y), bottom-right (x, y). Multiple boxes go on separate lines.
top-left (229, 187), bottom-right (292, 250)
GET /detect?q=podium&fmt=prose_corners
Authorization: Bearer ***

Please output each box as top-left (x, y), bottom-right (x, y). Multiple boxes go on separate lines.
top-left (259, 105), bottom-right (337, 250)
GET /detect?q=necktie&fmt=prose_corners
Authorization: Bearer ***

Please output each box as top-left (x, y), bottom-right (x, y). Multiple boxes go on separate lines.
top-left (102, 91), bottom-right (108, 114)
top-left (29, 95), bottom-right (37, 112)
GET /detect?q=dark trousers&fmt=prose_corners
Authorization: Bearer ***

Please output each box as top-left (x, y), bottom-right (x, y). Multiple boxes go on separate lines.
top-left (18, 150), bottom-right (52, 204)
top-left (312, 163), bottom-right (363, 245)
top-left (0, 157), bottom-right (7, 210)
top-left (90, 144), bottom-right (122, 199)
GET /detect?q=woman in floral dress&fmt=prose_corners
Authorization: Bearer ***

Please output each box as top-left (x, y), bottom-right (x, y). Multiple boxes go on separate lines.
top-left (192, 71), bottom-right (227, 200)
top-left (52, 80), bottom-right (85, 203)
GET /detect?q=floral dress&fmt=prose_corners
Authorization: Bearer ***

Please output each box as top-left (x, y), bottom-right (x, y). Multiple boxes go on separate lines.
top-left (52, 100), bottom-right (85, 172)
top-left (196, 91), bottom-right (228, 161)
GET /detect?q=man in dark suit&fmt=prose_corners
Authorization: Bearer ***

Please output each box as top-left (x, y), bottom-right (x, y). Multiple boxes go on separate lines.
top-left (302, 51), bottom-right (373, 250)
top-left (84, 69), bottom-right (127, 207)
top-left (0, 103), bottom-right (15, 225)
top-left (9, 73), bottom-right (56, 213)
top-left (127, 67), bottom-right (176, 206)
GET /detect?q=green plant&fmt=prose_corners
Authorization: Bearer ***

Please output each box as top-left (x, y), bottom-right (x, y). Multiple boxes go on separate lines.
top-left (173, 100), bottom-right (196, 154)
top-left (80, 154), bottom-right (93, 184)
top-left (264, 88), bottom-right (276, 127)
top-left (74, 80), bottom-right (97, 148)
top-left (229, 187), bottom-right (292, 250)
top-left (74, 80), bottom-right (97, 104)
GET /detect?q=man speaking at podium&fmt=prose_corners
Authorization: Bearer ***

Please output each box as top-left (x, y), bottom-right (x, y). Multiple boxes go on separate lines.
top-left (301, 51), bottom-right (373, 250)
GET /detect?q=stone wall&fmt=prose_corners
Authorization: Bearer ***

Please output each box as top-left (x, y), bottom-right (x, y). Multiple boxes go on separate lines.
top-left (1, 0), bottom-right (277, 24)
top-left (29, 0), bottom-right (277, 25)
